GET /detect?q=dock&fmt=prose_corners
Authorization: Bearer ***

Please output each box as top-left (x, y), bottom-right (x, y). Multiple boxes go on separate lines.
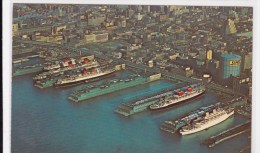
top-left (69, 73), bottom-right (162, 102)
top-left (13, 54), bottom-right (39, 64)
top-left (12, 64), bottom-right (43, 77)
top-left (202, 121), bottom-right (251, 148)
top-left (115, 83), bottom-right (189, 116)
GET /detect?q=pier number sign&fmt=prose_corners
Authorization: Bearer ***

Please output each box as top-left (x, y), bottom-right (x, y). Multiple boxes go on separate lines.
top-left (229, 60), bottom-right (240, 66)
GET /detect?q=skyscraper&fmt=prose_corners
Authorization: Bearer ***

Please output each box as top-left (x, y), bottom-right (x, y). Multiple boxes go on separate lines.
top-left (220, 53), bottom-right (241, 79)
top-left (226, 19), bottom-right (237, 34)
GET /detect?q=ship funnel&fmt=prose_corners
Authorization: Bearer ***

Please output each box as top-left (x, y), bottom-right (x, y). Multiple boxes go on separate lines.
top-left (187, 87), bottom-right (192, 92)
top-left (64, 58), bottom-right (69, 62)
top-left (178, 91), bottom-right (184, 96)
top-left (68, 62), bottom-right (73, 67)
top-left (84, 58), bottom-right (88, 64)
top-left (83, 69), bottom-right (87, 75)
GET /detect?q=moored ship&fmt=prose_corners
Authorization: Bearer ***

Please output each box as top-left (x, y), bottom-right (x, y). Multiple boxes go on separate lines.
top-left (149, 84), bottom-right (205, 110)
top-left (33, 56), bottom-right (99, 81)
top-left (180, 108), bottom-right (234, 135)
top-left (43, 55), bottom-right (98, 71)
top-left (55, 67), bottom-right (115, 87)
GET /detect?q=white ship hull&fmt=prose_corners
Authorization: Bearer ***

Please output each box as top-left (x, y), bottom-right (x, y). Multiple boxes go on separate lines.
top-left (150, 89), bottom-right (205, 110)
top-left (180, 110), bottom-right (234, 135)
top-left (43, 64), bottom-right (61, 71)
top-left (56, 69), bottom-right (115, 85)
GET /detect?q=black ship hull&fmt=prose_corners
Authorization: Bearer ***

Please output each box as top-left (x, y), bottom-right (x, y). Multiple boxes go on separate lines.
top-left (55, 73), bottom-right (115, 88)
top-left (149, 91), bottom-right (206, 111)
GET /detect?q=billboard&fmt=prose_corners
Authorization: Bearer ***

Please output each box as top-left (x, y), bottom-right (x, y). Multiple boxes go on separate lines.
top-left (229, 60), bottom-right (241, 66)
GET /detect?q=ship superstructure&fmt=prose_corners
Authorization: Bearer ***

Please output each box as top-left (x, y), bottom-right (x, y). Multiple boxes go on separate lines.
top-left (34, 56), bottom-right (99, 81)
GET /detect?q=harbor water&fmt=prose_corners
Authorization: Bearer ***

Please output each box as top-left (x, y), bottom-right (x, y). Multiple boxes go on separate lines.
top-left (12, 74), bottom-right (250, 153)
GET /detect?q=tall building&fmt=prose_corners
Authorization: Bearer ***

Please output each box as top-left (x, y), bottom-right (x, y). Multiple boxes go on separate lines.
top-left (240, 52), bottom-right (252, 72)
top-left (220, 53), bottom-right (241, 79)
top-left (206, 50), bottom-right (213, 60)
top-left (12, 23), bottom-right (19, 36)
top-left (226, 19), bottom-right (237, 34)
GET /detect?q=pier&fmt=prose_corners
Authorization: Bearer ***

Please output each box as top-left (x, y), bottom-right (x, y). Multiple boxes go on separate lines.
top-left (115, 83), bottom-right (190, 116)
top-left (69, 73), bottom-right (162, 102)
top-left (12, 64), bottom-right (43, 77)
top-left (202, 121), bottom-right (251, 148)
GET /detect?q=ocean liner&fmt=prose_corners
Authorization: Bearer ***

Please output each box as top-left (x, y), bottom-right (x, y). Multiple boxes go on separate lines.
top-left (55, 67), bottom-right (115, 86)
top-left (180, 108), bottom-right (234, 135)
top-left (149, 84), bottom-right (205, 110)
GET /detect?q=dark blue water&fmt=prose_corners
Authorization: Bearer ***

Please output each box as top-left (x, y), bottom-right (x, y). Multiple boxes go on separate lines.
top-left (12, 74), bottom-right (250, 153)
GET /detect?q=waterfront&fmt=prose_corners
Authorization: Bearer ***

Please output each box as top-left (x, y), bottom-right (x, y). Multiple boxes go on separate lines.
top-left (12, 74), bottom-right (250, 153)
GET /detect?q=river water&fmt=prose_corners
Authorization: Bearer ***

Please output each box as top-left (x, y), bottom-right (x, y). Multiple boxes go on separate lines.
top-left (11, 73), bottom-right (250, 153)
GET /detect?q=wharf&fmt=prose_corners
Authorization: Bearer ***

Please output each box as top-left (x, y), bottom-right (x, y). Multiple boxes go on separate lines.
top-left (115, 83), bottom-right (188, 116)
top-left (202, 121), bottom-right (251, 148)
top-left (12, 64), bottom-right (43, 77)
top-left (13, 54), bottom-right (39, 64)
top-left (161, 97), bottom-right (247, 134)
top-left (69, 73), bottom-right (162, 102)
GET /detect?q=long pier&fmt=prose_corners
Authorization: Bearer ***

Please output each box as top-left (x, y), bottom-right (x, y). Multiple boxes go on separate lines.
top-left (202, 121), bottom-right (251, 148)
top-left (115, 86), bottom-right (180, 116)
top-left (115, 83), bottom-right (201, 116)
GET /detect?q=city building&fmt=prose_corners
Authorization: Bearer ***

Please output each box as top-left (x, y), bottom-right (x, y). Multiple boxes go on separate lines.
top-left (220, 53), bottom-right (241, 79)
top-left (226, 19), bottom-right (237, 34)
top-left (240, 52), bottom-right (252, 72)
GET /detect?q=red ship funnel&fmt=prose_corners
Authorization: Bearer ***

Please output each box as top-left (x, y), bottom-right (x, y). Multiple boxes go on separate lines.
top-left (178, 91), bottom-right (184, 96)
top-left (187, 88), bottom-right (192, 92)
top-left (83, 69), bottom-right (87, 75)
top-left (68, 62), bottom-right (73, 67)
top-left (84, 59), bottom-right (89, 64)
